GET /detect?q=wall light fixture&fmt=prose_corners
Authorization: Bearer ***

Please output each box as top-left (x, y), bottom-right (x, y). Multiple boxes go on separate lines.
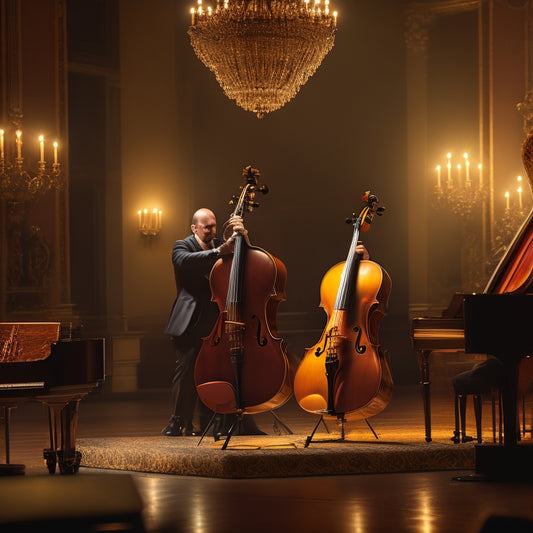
top-left (138, 208), bottom-right (162, 237)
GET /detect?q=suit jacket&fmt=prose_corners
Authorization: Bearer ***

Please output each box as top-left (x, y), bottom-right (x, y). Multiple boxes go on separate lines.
top-left (164, 234), bottom-right (222, 338)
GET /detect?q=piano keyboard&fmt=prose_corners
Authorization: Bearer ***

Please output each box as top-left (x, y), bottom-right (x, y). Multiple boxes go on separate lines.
top-left (0, 382), bottom-right (45, 390)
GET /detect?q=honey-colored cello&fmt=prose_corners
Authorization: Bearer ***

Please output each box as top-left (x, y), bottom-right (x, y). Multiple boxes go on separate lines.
top-left (294, 191), bottom-right (393, 443)
top-left (194, 166), bottom-right (293, 447)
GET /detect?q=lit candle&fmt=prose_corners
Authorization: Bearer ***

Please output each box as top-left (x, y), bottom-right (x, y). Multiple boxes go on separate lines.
top-left (518, 186), bottom-right (523, 209)
top-left (457, 164), bottom-right (461, 187)
top-left (0, 129), bottom-right (4, 160)
top-left (333, 10), bottom-right (337, 25)
top-left (190, 7), bottom-right (195, 24)
top-left (16, 130), bottom-right (22, 159)
top-left (436, 165), bottom-right (441, 188)
top-left (39, 135), bottom-right (44, 162)
top-left (446, 153), bottom-right (452, 185)
top-left (143, 209), bottom-right (148, 228)
top-left (137, 210), bottom-right (142, 229)
top-left (464, 153), bottom-right (470, 185)
top-left (478, 163), bottom-right (483, 190)
top-left (53, 141), bottom-right (58, 164)
top-left (505, 191), bottom-right (510, 210)
top-left (207, 6), bottom-right (212, 15)
top-left (158, 210), bottom-right (162, 230)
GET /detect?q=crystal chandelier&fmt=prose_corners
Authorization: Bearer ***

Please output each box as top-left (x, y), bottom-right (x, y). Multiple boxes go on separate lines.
top-left (0, 122), bottom-right (62, 202)
top-left (188, 0), bottom-right (338, 118)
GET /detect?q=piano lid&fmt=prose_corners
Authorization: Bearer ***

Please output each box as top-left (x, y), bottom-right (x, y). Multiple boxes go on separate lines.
top-left (0, 322), bottom-right (60, 363)
top-left (484, 207), bottom-right (533, 295)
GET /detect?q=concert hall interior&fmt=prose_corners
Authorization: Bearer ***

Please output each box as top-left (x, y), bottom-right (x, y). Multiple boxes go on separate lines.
top-left (1, 1), bottom-right (533, 532)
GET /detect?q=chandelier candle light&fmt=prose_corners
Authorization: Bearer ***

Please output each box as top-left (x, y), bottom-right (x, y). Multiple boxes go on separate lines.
top-left (504, 176), bottom-right (527, 211)
top-left (431, 152), bottom-right (485, 216)
top-left (0, 127), bottom-right (62, 200)
top-left (188, 0), bottom-right (338, 118)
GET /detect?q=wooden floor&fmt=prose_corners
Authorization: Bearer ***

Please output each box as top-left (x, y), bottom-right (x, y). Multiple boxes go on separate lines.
top-left (3, 383), bottom-right (533, 533)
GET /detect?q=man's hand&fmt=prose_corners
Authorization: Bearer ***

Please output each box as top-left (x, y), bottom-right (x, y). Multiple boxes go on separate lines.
top-left (356, 244), bottom-right (370, 260)
top-left (227, 215), bottom-right (247, 236)
top-left (219, 215), bottom-right (247, 255)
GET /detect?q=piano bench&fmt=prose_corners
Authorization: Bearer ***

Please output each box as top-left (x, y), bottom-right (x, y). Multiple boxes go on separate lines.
top-left (451, 359), bottom-right (503, 444)
top-left (452, 389), bottom-right (502, 444)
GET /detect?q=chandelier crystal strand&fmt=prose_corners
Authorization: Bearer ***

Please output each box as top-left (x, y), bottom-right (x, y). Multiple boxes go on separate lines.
top-left (188, 0), bottom-right (338, 118)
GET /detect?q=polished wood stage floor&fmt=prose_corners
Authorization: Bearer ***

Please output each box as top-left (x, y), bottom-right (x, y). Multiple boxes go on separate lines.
top-left (3, 383), bottom-right (533, 533)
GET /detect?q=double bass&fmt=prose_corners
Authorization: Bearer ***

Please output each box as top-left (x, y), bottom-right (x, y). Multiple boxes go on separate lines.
top-left (294, 191), bottom-right (393, 433)
top-left (194, 166), bottom-right (293, 443)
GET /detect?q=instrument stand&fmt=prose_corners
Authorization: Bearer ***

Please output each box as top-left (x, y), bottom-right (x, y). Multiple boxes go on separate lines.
top-left (197, 412), bottom-right (218, 446)
top-left (304, 415), bottom-right (379, 448)
top-left (221, 416), bottom-right (241, 450)
top-left (270, 410), bottom-right (293, 435)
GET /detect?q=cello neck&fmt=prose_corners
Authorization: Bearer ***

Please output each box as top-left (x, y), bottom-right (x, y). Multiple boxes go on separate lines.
top-left (335, 217), bottom-right (362, 311)
top-left (226, 233), bottom-right (245, 315)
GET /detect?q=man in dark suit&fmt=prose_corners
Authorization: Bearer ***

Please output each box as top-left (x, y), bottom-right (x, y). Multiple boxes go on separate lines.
top-left (161, 208), bottom-right (247, 436)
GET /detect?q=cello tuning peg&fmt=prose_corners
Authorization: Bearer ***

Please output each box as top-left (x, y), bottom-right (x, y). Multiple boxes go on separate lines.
top-left (258, 185), bottom-right (269, 194)
top-left (376, 206), bottom-right (386, 215)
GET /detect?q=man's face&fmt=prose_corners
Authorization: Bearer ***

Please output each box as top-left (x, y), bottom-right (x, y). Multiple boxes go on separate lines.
top-left (192, 211), bottom-right (217, 244)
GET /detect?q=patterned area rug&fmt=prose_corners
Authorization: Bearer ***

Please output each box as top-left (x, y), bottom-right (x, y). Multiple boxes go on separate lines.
top-left (78, 433), bottom-right (475, 479)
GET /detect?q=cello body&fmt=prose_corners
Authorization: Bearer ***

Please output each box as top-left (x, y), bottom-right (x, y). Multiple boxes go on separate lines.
top-left (294, 192), bottom-right (393, 420)
top-left (194, 167), bottom-right (293, 416)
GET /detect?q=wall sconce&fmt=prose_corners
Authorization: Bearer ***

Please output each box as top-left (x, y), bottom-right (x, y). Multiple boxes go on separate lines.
top-left (138, 208), bottom-right (162, 237)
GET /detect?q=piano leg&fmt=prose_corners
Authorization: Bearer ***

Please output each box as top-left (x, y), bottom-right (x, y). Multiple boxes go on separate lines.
top-left (452, 395), bottom-right (460, 443)
top-left (59, 398), bottom-right (82, 475)
top-left (43, 397), bottom-right (83, 475)
top-left (473, 394), bottom-right (482, 443)
top-left (417, 349), bottom-right (432, 442)
top-left (0, 404), bottom-right (25, 475)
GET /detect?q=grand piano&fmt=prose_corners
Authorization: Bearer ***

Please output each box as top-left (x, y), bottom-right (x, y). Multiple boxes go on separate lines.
top-left (0, 322), bottom-right (105, 475)
top-left (411, 132), bottom-right (533, 478)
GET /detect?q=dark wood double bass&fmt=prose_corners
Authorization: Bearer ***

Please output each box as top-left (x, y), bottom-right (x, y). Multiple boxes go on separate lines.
top-left (194, 167), bottom-right (293, 440)
top-left (294, 191), bottom-right (393, 428)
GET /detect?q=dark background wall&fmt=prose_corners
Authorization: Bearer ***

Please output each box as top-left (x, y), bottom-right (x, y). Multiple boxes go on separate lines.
top-left (64, 0), bottom-right (478, 390)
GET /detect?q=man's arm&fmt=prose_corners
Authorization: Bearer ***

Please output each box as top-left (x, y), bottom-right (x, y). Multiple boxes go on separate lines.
top-left (172, 239), bottom-right (220, 269)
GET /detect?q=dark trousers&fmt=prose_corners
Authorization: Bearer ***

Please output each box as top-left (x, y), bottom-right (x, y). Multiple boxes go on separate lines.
top-left (170, 334), bottom-right (212, 430)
